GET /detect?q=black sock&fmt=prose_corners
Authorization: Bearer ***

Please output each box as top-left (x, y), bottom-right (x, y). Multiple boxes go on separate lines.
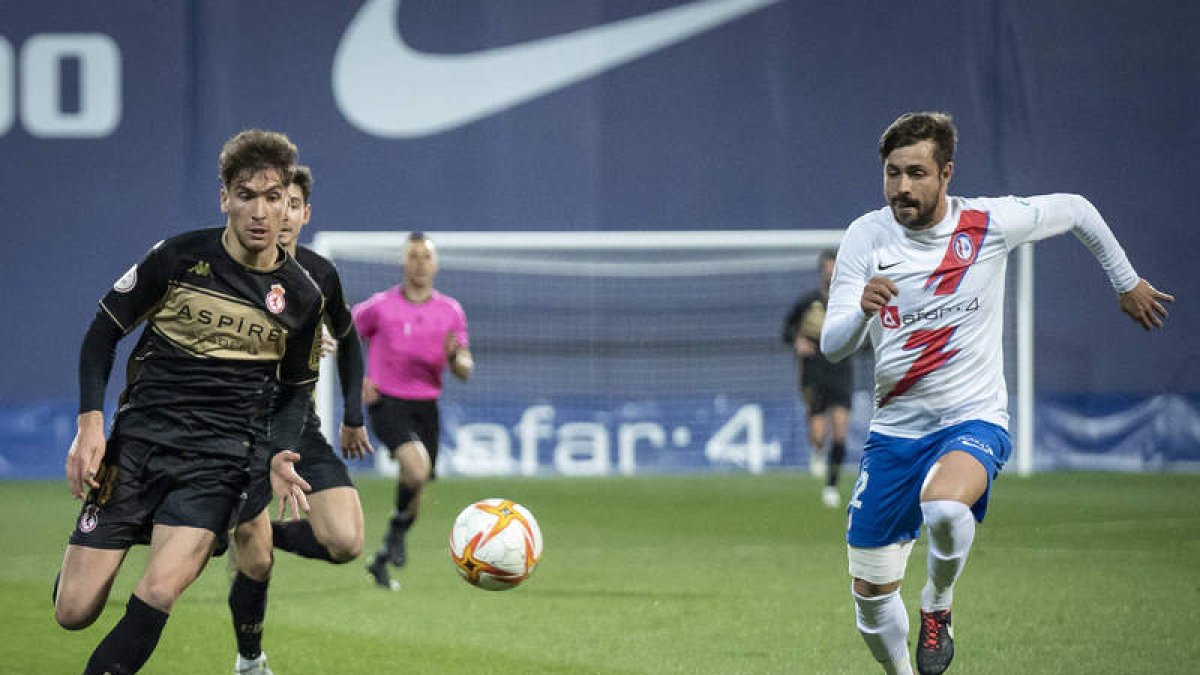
top-left (827, 440), bottom-right (846, 487)
top-left (379, 506), bottom-right (414, 565)
top-left (272, 520), bottom-right (335, 562)
top-left (228, 572), bottom-right (269, 660)
top-left (84, 594), bottom-right (169, 675)
top-left (393, 484), bottom-right (418, 514)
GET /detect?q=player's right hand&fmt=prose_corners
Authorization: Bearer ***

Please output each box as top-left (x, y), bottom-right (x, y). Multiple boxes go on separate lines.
top-left (794, 336), bottom-right (817, 358)
top-left (861, 276), bottom-right (899, 316)
top-left (66, 411), bottom-right (106, 499)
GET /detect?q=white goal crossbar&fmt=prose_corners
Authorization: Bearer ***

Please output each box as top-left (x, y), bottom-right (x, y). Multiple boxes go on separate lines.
top-left (310, 230), bottom-right (1035, 476)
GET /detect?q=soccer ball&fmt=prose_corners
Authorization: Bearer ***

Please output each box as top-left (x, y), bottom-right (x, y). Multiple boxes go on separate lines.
top-left (449, 498), bottom-right (543, 591)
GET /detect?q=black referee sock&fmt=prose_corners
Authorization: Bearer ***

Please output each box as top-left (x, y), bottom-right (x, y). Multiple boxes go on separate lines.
top-left (229, 572), bottom-right (269, 660)
top-left (84, 593), bottom-right (168, 675)
top-left (827, 440), bottom-right (847, 487)
top-left (393, 484), bottom-right (418, 515)
top-left (272, 519), bottom-right (335, 562)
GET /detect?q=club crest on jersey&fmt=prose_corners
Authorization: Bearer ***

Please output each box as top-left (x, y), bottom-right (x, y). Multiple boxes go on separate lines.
top-left (880, 305), bottom-right (901, 329)
top-left (79, 504), bottom-right (100, 533)
top-left (952, 232), bottom-right (975, 261)
top-left (113, 264), bottom-right (138, 293)
top-left (266, 284), bottom-right (286, 314)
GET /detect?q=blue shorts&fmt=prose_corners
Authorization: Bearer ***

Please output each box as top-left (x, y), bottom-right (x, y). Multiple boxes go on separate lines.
top-left (846, 420), bottom-right (1011, 548)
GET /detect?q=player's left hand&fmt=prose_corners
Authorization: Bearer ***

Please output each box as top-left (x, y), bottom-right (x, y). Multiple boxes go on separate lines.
top-left (1119, 278), bottom-right (1174, 330)
top-left (339, 424), bottom-right (373, 460)
top-left (270, 450), bottom-right (312, 520)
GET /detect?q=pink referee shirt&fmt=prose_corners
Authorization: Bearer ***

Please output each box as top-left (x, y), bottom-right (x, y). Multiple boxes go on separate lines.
top-left (352, 286), bottom-right (469, 400)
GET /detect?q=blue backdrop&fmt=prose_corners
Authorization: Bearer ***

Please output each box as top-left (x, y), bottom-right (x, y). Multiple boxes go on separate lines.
top-left (1, 0), bottom-right (1196, 477)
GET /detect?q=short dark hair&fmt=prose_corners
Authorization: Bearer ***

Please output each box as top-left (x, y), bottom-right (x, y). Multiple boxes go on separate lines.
top-left (879, 112), bottom-right (957, 168)
top-left (218, 129), bottom-right (298, 188)
top-left (818, 248), bottom-right (837, 264)
top-left (290, 165), bottom-right (313, 203)
top-left (402, 231), bottom-right (435, 258)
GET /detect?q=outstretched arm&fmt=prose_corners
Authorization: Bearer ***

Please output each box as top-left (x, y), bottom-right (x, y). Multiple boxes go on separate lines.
top-left (1001, 194), bottom-right (1173, 331)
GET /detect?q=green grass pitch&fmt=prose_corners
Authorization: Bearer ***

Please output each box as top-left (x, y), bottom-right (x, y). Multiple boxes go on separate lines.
top-left (2, 472), bottom-right (1198, 674)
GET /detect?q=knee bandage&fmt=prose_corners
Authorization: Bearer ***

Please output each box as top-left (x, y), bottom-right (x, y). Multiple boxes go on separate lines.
top-left (848, 541), bottom-right (915, 585)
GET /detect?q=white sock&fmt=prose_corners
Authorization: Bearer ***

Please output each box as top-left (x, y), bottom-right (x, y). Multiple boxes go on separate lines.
top-left (854, 587), bottom-right (914, 675)
top-left (920, 500), bottom-right (976, 612)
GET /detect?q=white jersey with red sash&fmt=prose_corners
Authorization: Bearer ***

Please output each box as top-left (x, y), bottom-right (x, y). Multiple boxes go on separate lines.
top-left (823, 194), bottom-right (1138, 438)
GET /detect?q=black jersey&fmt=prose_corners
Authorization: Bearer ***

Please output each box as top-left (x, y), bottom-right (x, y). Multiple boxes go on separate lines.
top-left (295, 246), bottom-right (353, 341)
top-left (782, 290), bottom-right (852, 389)
top-left (99, 228), bottom-right (324, 457)
top-left (293, 245), bottom-right (365, 428)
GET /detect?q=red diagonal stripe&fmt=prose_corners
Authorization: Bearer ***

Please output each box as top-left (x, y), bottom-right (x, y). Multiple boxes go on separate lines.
top-left (879, 326), bottom-right (959, 406)
top-left (925, 210), bottom-right (988, 295)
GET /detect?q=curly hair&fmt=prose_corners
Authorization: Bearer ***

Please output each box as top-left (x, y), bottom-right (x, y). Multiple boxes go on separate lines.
top-left (218, 129), bottom-right (298, 188)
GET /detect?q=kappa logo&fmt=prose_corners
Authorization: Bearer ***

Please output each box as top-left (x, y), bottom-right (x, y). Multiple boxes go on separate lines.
top-left (188, 260), bottom-right (211, 277)
top-left (332, 0), bottom-right (779, 138)
top-left (266, 283), bottom-right (287, 314)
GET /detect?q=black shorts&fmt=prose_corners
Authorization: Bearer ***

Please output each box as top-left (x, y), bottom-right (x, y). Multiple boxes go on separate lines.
top-left (69, 435), bottom-right (248, 550)
top-left (801, 382), bottom-right (852, 415)
top-left (294, 420), bottom-right (355, 493)
top-left (233, 419), bottom-right (356, 527)
top-left (368, 396), bottom-right (440, 476)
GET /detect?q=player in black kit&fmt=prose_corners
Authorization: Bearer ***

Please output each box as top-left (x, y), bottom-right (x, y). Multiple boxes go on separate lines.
top-left (783, 248), bottom-right (854, 507)
top-left (54, 129), bottom-right (321, 675)
top-left (226, 165), bottom-right (372, 675)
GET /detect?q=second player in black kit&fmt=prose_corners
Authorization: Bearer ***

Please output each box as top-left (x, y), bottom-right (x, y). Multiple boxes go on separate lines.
top-left (783, 248), bottom-right (853, 506)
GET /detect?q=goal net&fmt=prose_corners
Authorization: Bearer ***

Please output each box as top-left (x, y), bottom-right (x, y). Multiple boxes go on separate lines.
top-left (312, 231), bottom-right (1035, 477)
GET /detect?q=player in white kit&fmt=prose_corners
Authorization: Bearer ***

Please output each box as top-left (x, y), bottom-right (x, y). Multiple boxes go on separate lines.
top-left (820, 112), bottom-right (1173, 675)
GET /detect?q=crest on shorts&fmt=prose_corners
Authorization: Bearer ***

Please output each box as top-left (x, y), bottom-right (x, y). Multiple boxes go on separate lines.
top-left (113, 264), bottom-right (138, 293)
top-left (266, 283), bottom-right (286, 314)
top-left (79, 504), bottom-right (100, 533)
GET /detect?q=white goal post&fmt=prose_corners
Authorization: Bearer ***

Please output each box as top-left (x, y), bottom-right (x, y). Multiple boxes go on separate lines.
top-left (311, 230), bottom-right (1035, 476)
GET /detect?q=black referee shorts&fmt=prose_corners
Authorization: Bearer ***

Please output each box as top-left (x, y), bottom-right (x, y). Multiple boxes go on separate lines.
top-left (367, 396), bottom-right (440, 477)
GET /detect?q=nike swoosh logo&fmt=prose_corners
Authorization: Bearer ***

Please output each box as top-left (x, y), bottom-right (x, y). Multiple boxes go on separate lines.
top-left (878, 261), bottom-right (902, 270)
top-left (333, 0), bottom-right (778, 138)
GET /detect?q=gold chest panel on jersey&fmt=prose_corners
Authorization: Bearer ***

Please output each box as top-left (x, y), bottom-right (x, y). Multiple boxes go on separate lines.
top-left (799, 301), bottom-right (825, 339)
top-left (150, 281), bottom-right (287, 360)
